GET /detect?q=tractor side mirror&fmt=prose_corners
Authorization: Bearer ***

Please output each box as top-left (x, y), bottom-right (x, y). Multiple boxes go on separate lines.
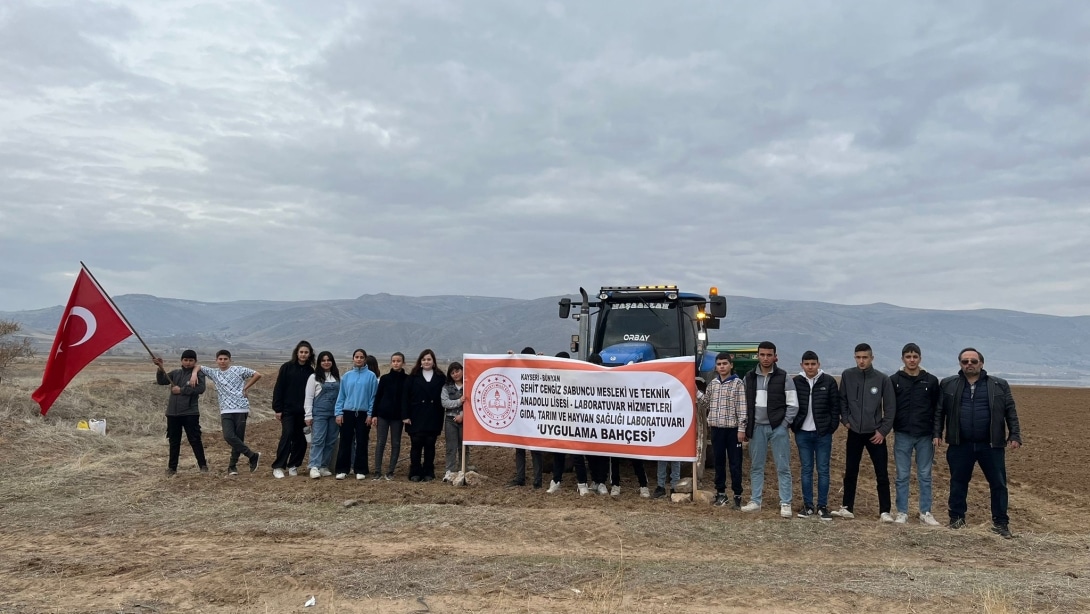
top-left (559, 298), bottom-right (572, 319)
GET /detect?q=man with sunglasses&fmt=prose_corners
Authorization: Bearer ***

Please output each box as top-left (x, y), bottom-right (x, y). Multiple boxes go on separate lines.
top-left (934, 348), bottom-right (1022, 538)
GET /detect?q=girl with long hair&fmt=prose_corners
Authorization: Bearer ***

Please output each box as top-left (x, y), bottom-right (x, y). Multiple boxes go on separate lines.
top-left (304, 351), bottom-right (340, 479)
top-left (271, 340), bottom-right (315, 478)
top-left (401, 349), bottom-right (446, 482)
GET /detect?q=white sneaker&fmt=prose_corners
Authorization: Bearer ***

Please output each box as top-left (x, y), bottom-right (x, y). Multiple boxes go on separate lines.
top-left (639, 486), bottom-right (650, 498)
top-left (597, 483), bottom-right (608, 496)
top-left (880, 512), bottom-right (895, 523)
top-left (546, 480), bottom-right (562, 494)
top-left (335, 473), bottom-right (347, 480)
top-left (287, 466), bottom-right (298, 477)
top-left (357, 473), bottom-right (367, 480)
top-left (610, 485), bottom-right (621, 497)
top-left (577, 483), bottom-right (590, 496)
top-left (309, 467), bottom-right (321, 479)
top-left (319, 468), bottom-right (333, 477)
top-left (830, 507), bottom-right (854, 519)
top-left (588, 481), bottom-right (598, 491)
top-left (741, 501), bottom-right (761, 512)
top-left (442, 471), bottom-right (454, 483)
top-left (919, 511), bottom-right (941, 526)
top-left (895, 512), bottom-right (908, 524)
top-left (780, 504), bottom-right (792, 518)
top-left (273, 468), bottom-right (285, 479)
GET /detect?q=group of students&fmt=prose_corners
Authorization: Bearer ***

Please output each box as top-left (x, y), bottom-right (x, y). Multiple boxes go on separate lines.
top-left (153, 342), bottom-right (468, 483)
top-left (152, 338), bottom-right (1021, 537)
top-left (696, 340), bottom-right (1022, 538)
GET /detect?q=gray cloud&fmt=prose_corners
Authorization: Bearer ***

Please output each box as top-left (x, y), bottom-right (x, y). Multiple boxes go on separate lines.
top-left (1, 0), bottom-right (1087, 316)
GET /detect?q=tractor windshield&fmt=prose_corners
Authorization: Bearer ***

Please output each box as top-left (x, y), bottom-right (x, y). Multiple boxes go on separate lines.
top-left (597, 302), bottom-right (682, 358)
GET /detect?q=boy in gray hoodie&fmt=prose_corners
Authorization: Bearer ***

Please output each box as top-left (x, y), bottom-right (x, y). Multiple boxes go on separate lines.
top-left (831, 343), bottom-right (896, 521)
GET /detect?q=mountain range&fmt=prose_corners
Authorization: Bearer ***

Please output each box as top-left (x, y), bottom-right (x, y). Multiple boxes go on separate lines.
top-left (4, 293), bottom-right (1089, 384)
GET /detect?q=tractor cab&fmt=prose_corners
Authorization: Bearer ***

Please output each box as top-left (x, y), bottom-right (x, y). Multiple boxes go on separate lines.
top-left (559, 285), bottom-right (726, 367)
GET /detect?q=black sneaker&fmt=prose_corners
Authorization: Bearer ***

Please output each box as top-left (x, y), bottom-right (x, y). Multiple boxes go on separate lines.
top-left (949, 517), bottom-right (967, 529)
top-left (249, 452), bottom-right (261, 473)
top-left (713, 493), bottom-right (728, 507)
top-left (422, 475), bottom-right (435, 482)
top-left (506, 478), bottom-right (525, 487)
top-left (199, 465), bottom-right (210, 473)
top-left (652, 486), bottom-right (667, 499)
top-left (732, 495), bottom-right (742, 510)
top-left (165, 468), bottom-right (177, 476)
top-left (818, 506), bottom-right (832, 520)
top-left (532, 480), bottom-right (543, 490)
top-left (797, 505), bottom-right (816, 519)
top-left (409, 475), bottom-right (422, 482)
top-left (991, 523), bottom-right (1013, 539)
top-left (227, 466), bottom-right (239, 476)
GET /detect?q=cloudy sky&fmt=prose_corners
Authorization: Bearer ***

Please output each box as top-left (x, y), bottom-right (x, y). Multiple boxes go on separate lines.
top-left (1, 1), bottom-right (1087, 315)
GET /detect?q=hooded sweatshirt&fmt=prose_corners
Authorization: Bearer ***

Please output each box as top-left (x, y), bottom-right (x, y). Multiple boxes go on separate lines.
top-left (335, 366), bottom-right (379, 418)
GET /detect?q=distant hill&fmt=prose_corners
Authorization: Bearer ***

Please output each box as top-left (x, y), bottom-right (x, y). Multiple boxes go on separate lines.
top-left (4, 293), bottom-right (1089, 384)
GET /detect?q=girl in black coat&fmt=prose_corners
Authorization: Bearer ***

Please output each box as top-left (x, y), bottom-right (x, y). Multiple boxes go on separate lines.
top-left (401, 348), bottom-right (446, 481)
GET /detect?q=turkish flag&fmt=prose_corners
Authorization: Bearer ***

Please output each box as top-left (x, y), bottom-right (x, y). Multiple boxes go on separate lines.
top-left (32, 268), bottom-right (133, 415)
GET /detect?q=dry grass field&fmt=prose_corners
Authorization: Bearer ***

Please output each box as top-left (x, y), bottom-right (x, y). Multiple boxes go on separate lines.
top-left (0, 357), bottom-right (1088, 613)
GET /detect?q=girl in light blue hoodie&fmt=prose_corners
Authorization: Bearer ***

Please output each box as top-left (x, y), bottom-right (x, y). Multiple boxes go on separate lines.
top-left (334, 349), bottom-right (379, 480)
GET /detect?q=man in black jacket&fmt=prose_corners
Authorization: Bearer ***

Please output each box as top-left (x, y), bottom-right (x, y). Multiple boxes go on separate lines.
top-left (934, 348), bottom-right (1022, 538)
top-left (890, 343), bottom-right (941, 526)
top-left (792, 351), bottom-right (840, 520)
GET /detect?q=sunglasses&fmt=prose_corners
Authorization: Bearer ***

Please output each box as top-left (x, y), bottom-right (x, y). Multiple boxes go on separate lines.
top-left (960, 359), bottom-right (980, 365)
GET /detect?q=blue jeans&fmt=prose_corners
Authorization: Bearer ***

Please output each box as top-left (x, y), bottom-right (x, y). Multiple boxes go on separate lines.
top-left (308, 412), bottom-right (338, 469)
top-left (894, 433), bottom-right (934, 514)
top-left (656, 460), bottom-right (680, 488)
top-left (749, 423), bottom-right (792, 506)
top-left (794, 430), bottom-right (832, 508)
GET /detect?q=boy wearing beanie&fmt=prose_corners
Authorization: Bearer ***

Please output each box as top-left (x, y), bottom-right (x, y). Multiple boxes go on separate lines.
top-left (153, 349), bottom-right (208, 475)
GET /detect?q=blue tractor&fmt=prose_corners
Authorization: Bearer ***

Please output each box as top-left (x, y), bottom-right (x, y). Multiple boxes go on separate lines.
top-left (558, 285), bottom-right (727, 370)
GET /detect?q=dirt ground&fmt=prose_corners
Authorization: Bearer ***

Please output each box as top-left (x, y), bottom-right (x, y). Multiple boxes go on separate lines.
top-left (0, 358), bottom-right (1088, 613)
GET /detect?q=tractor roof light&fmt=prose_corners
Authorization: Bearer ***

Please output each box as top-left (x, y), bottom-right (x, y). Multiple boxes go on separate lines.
top-left (598, 291), bottom-right (610, 300)
top-left (709, 286), bottom-right (719, 296)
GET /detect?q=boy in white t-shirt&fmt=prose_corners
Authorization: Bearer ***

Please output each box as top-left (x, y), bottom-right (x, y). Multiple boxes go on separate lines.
top-left (199, 349), bottom-right (263, 475)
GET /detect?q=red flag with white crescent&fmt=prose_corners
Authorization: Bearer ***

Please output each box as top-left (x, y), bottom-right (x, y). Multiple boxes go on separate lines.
top-left (31, 268), bottom-right (133, 415)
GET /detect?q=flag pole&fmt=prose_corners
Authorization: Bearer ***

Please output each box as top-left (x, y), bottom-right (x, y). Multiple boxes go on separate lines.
top-left (78, 261), bottom-right (157, 359)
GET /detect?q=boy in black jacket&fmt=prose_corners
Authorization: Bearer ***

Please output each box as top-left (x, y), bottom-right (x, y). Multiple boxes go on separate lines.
top-left (890, 343), bottom-right (942, 526)
top-left (791, 351), bottom-right (841, 520)
top-left (153, 349), bottom-right (208, 475)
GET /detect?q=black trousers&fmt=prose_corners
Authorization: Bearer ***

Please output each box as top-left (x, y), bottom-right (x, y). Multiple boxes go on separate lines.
top-left (220, 413), bottom-right (253, 468)
top-left (335, 411), bottom-right (371, 475)
top-left (710, 426), bottom-right (743, 496)
top-left (842, 429), bottom-right (891, 513)
top-left (552, 453), bottom-right (588, 484)
top-left (167, 414), bottom-right (207, 470)
top-left (947, 442), bottom-right (1009, 524)
top-left (409, 432), bottom-right (438, 479)
top-left (609, 456), bottom-right (648, 488)
top-left (272, 412), bottom-right (307, 470)
top-left (513, 448), bottom-right (544, 485)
